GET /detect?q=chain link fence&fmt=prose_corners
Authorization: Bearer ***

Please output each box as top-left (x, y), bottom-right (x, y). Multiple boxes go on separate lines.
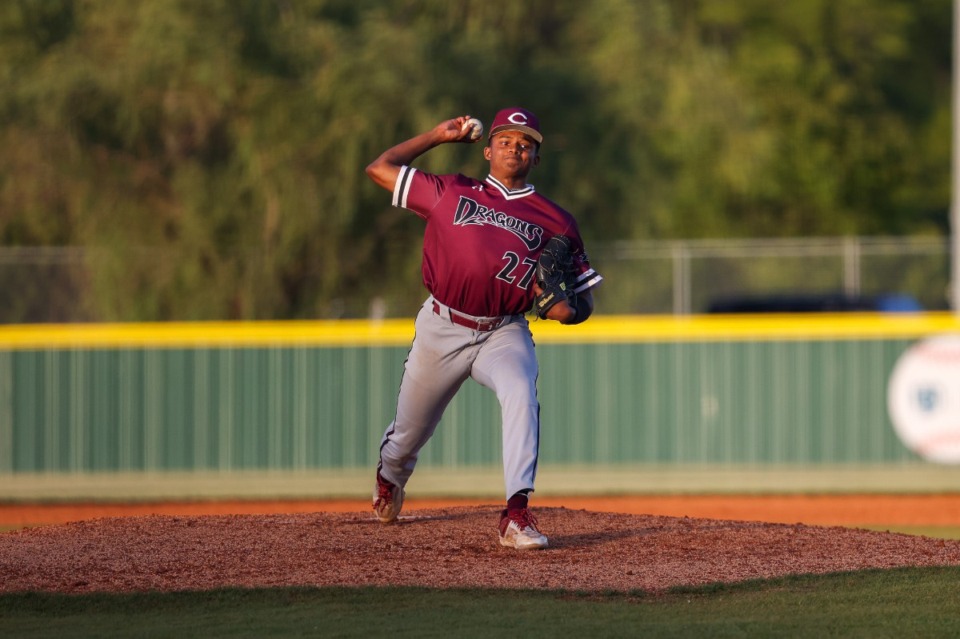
top-left (0, 236), bottom-right (952, 322)
top-left (595, 236), bottom-right (951, 315)
top-left (0, 247), bottom-right (95, 324)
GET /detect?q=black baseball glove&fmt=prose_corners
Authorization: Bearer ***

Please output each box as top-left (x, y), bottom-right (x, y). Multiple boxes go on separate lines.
top-left (534, 235), bottom-right (576, 319)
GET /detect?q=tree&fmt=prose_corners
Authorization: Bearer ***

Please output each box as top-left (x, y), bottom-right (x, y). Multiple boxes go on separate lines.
top-left (0, 0), bottom-right (951, 321)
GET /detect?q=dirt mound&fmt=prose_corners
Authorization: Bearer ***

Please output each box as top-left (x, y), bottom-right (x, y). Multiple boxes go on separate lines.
top-left (3, 506), bottom-right (959, 594)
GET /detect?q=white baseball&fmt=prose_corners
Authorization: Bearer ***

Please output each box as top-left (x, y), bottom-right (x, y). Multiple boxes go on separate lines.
top-left (462, 117), bottom-right (483, 141)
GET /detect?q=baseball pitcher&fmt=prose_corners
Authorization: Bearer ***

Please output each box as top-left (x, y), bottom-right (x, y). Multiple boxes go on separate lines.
top-left (365, 107), bottom-right (603, 549)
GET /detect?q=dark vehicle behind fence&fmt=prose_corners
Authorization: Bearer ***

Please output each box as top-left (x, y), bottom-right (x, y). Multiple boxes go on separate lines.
top-left (707, 293), bottom-right (923, 314)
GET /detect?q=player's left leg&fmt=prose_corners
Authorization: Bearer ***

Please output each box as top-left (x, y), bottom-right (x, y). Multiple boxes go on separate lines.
top-left (472, 319), bottom-right (547, 549)
top-left (472, 320), bottom-right (540, 498)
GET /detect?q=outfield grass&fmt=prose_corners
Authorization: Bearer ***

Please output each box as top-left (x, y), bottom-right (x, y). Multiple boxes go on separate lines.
top-left (3, 567), bottom-right (960, 638)
top-left (864, 525), bottom-right (960, 540)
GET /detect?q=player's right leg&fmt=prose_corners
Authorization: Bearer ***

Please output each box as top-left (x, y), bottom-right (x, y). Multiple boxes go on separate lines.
top-left (373, 462), bottom-right (405, 523)
top-left (374, 300), bottom-right (472, 522)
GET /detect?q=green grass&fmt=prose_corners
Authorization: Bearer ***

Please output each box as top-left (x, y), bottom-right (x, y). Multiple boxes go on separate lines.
top-left (861, 525), bottom-right (960, 540)
top-left (3, 567), bottom-right (960, 638)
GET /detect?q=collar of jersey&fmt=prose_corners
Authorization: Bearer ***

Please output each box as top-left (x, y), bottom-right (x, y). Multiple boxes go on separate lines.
top-left (485, 175), bottom-right (535, 200)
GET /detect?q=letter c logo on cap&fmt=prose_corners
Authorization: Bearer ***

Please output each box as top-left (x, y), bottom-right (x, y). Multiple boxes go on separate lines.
top-left (507, 112), bottom-right (529, 125)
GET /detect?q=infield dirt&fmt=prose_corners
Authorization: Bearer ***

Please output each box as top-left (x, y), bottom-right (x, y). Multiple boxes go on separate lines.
top-left (2, 493), bottom-right (959, 528)
top-left (2, 495), bottom-right (960, 595)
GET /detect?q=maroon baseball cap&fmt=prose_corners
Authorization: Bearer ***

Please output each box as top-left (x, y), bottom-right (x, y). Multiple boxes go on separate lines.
top-left (488, 107), bottom-right (543, 145)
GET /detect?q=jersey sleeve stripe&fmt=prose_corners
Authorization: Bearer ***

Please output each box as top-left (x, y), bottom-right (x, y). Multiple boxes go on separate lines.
top-left (392, 166), bottom-right (417, 209)
top-left (572, 269), bottom-right (603, 294)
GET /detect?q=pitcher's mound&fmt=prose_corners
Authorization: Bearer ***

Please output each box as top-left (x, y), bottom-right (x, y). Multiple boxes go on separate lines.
top-left (3, 506), bottom-right (960, 594)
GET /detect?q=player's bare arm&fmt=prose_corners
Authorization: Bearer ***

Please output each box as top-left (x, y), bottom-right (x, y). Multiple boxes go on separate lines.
top-left (365, 116), bottom-right (481, 192)
top-left (533, 284), bottom-right (594, 325)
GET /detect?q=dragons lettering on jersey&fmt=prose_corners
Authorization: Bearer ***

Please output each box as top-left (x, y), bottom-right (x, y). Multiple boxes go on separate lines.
top-left (453, 196), bottom-right (544, 249)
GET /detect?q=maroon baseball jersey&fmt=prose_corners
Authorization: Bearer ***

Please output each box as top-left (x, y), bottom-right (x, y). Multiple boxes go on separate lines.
top-left (393, 166), bottom-right (603, 317)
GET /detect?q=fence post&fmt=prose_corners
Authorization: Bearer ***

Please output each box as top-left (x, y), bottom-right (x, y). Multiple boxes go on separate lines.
top-left (672, 243), bottom-right (691, 315)
top-left (952, 0), bottom-right (960, 312)
top-left (843, 236), bottom-right (861, 298)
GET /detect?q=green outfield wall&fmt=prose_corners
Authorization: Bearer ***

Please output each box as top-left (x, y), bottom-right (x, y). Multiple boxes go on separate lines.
top-left (3, 314), bottom-right (960, 483)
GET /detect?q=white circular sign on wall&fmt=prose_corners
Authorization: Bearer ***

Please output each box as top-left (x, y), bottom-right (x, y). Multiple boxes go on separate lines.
top-left (887, 334), bottom-right (960, 464)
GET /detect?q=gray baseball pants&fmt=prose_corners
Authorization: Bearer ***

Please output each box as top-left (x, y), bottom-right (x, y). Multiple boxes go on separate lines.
top-left (377, 296), bottom-right (540, 500)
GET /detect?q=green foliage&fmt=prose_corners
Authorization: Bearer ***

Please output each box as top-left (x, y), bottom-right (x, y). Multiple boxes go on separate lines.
top-left (0, 0), bottom-right (952, 320)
